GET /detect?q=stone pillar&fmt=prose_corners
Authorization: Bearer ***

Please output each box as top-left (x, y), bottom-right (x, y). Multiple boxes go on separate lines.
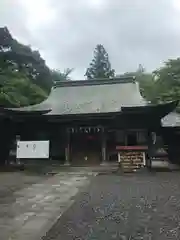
top-left (101, 127), bottom-right (108, 165)
top-left (64, 129), bottom-right (70, 166)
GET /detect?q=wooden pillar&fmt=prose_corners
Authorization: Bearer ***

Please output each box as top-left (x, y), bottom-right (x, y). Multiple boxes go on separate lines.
top-left (64, 129), bottom-right (70, 166)
top-left (147, 130), bottom-right (153, 169)
top-left (101, 127), bottom-right (107, 165)
top-left (0, 118), bottom-right (15, 165)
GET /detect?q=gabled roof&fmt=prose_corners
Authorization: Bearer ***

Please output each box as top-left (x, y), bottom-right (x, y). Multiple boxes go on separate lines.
top-left (6, 77), bottom-right (147, 116)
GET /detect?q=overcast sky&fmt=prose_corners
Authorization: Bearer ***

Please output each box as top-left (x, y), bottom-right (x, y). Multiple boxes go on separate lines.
top-left (1, 0), bottom-right (180, 79)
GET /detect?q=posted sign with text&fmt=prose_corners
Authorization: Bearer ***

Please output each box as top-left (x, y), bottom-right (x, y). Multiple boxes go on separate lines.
top-left (16, 141), bottom-right (49, 159)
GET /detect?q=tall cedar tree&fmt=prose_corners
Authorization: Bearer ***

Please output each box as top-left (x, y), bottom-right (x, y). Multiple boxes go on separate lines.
top-left (85, 44), bottom-right (115, 79)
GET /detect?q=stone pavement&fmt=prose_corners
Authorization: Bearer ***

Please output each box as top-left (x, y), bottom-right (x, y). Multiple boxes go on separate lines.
top-left (0, 172), bottom-right (95, 240)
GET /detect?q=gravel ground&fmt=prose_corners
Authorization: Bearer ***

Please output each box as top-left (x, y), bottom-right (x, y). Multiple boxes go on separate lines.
top-left (43, 172), bottom-right (180, 240)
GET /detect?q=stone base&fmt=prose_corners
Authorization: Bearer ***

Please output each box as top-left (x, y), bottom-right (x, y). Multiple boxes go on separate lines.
top-left (100, 162), bottom-right (110, 166)
top-left (64, 162), bottom-right (70, 166)
top-left (169, 163), bottom-right (180, 170)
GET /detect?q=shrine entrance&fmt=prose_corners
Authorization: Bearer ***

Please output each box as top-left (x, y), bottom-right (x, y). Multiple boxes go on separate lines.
top-left (69, 126), bottom-right (102, 165)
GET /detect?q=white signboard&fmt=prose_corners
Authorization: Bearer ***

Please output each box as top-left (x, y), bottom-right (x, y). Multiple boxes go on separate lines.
top-left (16, 141), bottom-right (49, 159)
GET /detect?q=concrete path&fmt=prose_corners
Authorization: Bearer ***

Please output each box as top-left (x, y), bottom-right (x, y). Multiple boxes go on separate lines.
top-left (1, 172), bottom-right (95, 240)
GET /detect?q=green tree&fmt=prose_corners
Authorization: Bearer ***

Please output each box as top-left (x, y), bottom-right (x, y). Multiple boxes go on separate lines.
top-left (0, 27), bottom-right (53, 107)
top-left (0, 69), bottom-right (47, 107)
top-left (118, 66), bottom-right (156, 103)
top-left (51, 68), bottom-right (73, 82)
top-left (0, 27), bottom-right (52, 92)
top-left (85, 44), bottom-right (115, 79)
top-left (120, 60), bottom-right (180, 112)
top-left (153, 59), bottom-right (180, 105)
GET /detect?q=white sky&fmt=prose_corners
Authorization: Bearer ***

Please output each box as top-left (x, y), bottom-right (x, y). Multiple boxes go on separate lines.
top-left (19, 0), bottom-right (105, 30)
top-left (173, 0), bottom-right (180, 11)
top-left (17, 0), bottom-right (108, 71)
top-left (2, 0), bottom-right (180, 79)
top-left (19, 0), bottom-right (56, 31)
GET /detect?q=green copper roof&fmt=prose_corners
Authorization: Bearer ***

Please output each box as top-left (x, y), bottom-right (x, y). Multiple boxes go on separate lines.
top-left (10, 77), bottom-right (147, 115)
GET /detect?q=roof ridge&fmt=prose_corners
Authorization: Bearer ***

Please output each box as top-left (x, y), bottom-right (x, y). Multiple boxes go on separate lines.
top-left (53, 76), bottom-right (136, 88)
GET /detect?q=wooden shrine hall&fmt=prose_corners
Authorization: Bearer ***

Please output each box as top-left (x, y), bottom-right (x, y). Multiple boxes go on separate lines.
top-left (0, 77), bottom-right (178, 172)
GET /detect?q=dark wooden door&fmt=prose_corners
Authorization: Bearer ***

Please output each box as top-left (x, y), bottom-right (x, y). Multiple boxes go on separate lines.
top-left (71, 132), bottom-right (101, 165)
